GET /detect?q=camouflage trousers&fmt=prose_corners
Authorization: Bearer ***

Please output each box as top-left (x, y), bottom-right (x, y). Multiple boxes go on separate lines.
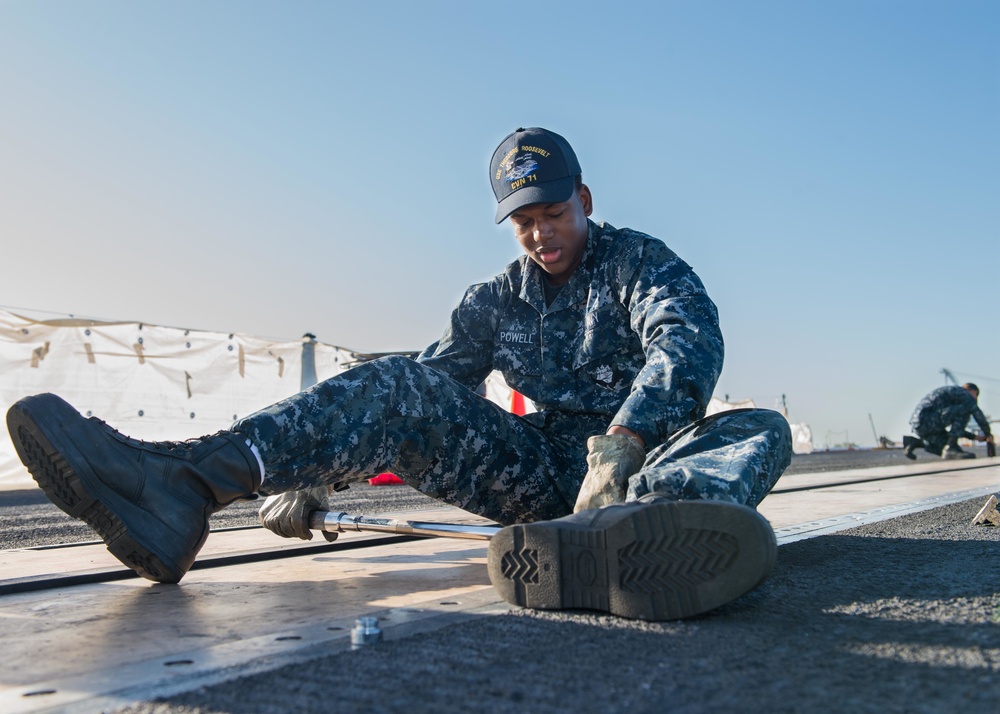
top-left (232, 356), bottom-right (791, 526)
top-left (912, 413), bottom-right (973, 455)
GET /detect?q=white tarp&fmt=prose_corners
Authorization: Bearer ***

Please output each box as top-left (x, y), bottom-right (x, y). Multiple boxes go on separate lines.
top-left (790, 423), bottom-right (814, 454)
top-left (706, 396), bottom-right (757, 415)
top-left (706, 396), bottom-right (814, 454)
top-left (0, 309), bottom-right (533, 488)
top-left (482, 370), bottom-right (537, 416)
top-left (0, 309), bottom-right (357, 487)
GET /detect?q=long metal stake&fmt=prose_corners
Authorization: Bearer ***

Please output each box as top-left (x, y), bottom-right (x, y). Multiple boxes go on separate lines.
top-left (308, 510), bottom-right (501, 541)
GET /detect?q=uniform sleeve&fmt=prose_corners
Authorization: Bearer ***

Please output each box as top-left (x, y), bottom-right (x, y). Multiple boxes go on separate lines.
top-left (969, 406), bottom-right (992, 437)
top-left (610, 240), bottom-right (724, 447)
top-left (416, 280), bottom-right (499, 392)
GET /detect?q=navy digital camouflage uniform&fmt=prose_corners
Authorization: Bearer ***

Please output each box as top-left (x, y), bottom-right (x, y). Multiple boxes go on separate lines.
top-left (908, 385), bottom-right (991, 455)
top-left (233, 220), bottom-right (792, 525)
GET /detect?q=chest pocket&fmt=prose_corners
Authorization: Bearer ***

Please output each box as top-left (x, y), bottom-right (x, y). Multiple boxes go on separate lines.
top-left (572, 306), bottom-right (642, 392)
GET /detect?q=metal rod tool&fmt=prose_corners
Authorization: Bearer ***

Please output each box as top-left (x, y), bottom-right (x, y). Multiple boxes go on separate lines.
top-left (309, 510), bottom-right (501, 541)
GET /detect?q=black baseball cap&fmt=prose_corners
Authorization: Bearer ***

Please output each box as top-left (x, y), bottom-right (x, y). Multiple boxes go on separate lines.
top-left (490, 127), bottom-right (582, 224)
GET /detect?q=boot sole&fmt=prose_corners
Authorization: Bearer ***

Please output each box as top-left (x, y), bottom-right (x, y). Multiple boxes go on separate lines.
top-left (7, 395), bottom-right (182, 583)
top-left (487, 500), bottom-right (776, 621)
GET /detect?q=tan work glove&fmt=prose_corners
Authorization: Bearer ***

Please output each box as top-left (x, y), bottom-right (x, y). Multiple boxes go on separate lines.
top-left (259, 485), bottom-right (338, 541)
top-left (573, 433), bottom-right (646, 512)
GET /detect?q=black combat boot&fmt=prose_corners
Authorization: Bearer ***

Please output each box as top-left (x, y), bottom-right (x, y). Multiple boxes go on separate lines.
top-left (6, 393), bottom-right (262, 583)
top-left (487, 497), bottom-right (776, 621)
top-left (902, 435), bottom-right (919, 460)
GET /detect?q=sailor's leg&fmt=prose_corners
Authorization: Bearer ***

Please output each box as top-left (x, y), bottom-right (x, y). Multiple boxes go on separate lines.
top-left (628, 408), bottom-right (792, 507)
top-left (232, 355), bottom-right (579, 524)
top-left (945, 411), bottom-right (973, 446)
top-left (915, 427), bottom-right (946, 456)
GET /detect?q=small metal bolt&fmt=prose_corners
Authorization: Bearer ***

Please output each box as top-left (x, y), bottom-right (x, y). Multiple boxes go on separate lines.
top-left (350, 616), bottom-right (382, 648)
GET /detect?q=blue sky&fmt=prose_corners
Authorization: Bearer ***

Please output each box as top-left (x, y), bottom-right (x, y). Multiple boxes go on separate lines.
top-left (1, 0), bottom-right (997, 447)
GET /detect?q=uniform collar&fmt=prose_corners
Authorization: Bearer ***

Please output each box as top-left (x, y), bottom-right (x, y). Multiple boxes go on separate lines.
top-left (519, 220), bottom-right (598, 313)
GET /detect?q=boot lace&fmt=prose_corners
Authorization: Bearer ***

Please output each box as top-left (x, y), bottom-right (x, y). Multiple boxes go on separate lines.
top-left (89, 416), bottom-right (224, 457)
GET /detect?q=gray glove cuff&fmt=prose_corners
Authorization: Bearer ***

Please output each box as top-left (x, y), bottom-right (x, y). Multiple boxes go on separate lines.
top-left (573, 433), bottom-right (646, 513)
top-left (586, 433), bottom-right (646, 470)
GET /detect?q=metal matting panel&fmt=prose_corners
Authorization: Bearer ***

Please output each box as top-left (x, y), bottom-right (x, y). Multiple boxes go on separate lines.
top-left (775, 485), bottom-right (1000, 544)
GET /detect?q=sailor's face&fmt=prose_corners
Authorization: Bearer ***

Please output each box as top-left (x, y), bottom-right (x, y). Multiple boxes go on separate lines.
top-left (510, 184), bottom-right (593, 286)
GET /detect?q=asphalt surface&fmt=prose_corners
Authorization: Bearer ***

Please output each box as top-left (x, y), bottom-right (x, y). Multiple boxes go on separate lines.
top-left (4, 446), bottom-right (998, 713)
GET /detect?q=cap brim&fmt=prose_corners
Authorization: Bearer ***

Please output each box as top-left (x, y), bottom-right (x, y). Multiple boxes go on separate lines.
top-left (494, 177), bottom-right (577, 224)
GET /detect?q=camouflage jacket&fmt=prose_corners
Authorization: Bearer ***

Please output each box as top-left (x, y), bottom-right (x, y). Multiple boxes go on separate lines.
top-left (910, 385), bottom-right (991, 437)
top-left (418, 220), bottom-right (724, 448)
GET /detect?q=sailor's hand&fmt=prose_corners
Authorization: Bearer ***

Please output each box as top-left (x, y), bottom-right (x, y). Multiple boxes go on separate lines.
top-left (573, 433), bottom-right (646, 513)
top-left (259, 486), bottom-right (338, 541)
